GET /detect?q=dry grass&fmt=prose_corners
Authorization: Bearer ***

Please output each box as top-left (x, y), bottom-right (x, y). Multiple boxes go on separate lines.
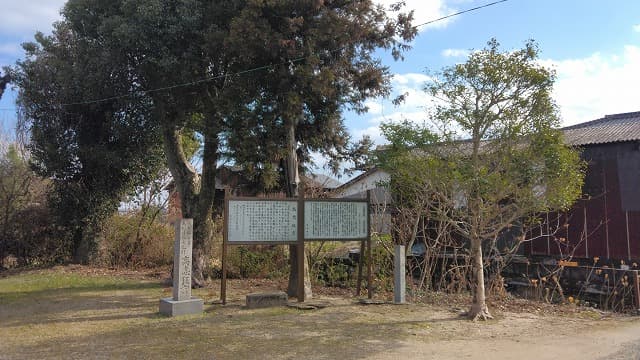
top-left (1, 266), bottom-right (638, 360)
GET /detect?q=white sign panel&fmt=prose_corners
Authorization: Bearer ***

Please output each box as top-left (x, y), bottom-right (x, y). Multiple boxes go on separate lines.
top-left (304, 201), bottom-right (368, 239)
top-left (227, 200), bottom-right (298, 243)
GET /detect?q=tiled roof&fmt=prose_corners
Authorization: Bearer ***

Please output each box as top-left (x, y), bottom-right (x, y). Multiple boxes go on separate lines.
top-left (562, 111), bottom-right (640, 146)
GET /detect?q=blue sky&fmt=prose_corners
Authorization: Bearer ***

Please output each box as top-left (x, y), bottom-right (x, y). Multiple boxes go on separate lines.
top-left (1, 0), bottom-right (639, 147)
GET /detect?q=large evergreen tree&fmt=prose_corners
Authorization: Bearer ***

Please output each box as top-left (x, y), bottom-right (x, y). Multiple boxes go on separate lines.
top-left (14, 0), bottom-right (415, 288)
top-left (224, 0), bottom-right (415, 296)
top-left (13, 23), bottom-right (165, 263)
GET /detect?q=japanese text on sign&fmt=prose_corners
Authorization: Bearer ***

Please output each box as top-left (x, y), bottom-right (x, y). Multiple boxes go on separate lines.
top-left (174, 219), bottom-right (193, 301)
top-left (304, 201), bottom-right (368, 239)
top-left (227, 200), bottom-right (298, 243)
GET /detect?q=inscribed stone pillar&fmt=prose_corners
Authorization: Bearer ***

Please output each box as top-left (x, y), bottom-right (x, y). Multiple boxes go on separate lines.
top-left (159, 219), bottom-right (203, 316)
top-left (173, 219), bottom-right (193, 301)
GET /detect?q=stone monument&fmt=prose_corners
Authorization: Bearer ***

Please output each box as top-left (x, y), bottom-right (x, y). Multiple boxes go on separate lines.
top-left (159, 219), bottom-right (204, 316)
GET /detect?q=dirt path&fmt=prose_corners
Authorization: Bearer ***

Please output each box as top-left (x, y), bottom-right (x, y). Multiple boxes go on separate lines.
top-left (367, 310), bottom-right (640, 360)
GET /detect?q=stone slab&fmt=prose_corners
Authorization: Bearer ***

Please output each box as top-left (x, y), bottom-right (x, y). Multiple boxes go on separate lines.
top-left (159, 297), bottom-right (204, 317)
top-left (246, 291), bottom-right (288, 309)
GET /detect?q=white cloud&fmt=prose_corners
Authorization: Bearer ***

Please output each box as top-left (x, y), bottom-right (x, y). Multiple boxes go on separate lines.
top-left (0, 1), bottom-right (66, 35)
top-left (392, 72), bottom-right (431, 85)
top-left (633, 24), bottom-right (640, 33)
top-left (350, 72), bottom-right (436, 144)
top-left (0, 43), bottom-right (22, 57)
top-left (377, 0), bottom-right (456, 30)
top-left (355, 110), bottom-right (429, 145)
top-left (363, 100), bottom-right (385, 115)
top-left (356, 44), bottom-right (640, 145)
top-left (542, 45), bottom-right (640, 126)
top-left (441, 48), bottom-right (469, 58)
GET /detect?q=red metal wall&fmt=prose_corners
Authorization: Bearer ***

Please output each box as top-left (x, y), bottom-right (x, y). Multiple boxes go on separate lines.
top-left (527, 142), bottom-right (640, 262)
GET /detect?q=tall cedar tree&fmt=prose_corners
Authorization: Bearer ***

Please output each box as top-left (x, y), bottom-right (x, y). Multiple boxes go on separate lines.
top-left (224, 0), bottom-right (415, 296)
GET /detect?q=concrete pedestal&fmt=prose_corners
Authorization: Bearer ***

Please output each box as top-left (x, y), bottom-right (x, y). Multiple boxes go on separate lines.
top-left (159, 297), bottom-right (204, 316)
top-left (246, 291), bottom-right (288, 309)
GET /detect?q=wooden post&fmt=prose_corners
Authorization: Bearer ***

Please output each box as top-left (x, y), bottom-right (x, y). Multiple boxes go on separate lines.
top-left (366, 190), bottom-right (373, 299)
top-left (221, 189), bottom-right (230, 305)
top-left (356, 239), bottom-right (365, 297)
top-left (297, 184), bottom-right (305, 302)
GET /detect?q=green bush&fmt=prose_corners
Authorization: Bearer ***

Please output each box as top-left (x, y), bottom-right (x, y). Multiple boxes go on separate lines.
top-left (370, 234), bottom-right (394, 292)
top-left (222, 245), bottom-right (289, 279)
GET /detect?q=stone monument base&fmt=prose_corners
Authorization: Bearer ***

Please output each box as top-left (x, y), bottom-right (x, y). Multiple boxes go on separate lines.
top-left (246, 291), bottom-right (288, 309)
top-left (159, 297), bottom-right (204, 316)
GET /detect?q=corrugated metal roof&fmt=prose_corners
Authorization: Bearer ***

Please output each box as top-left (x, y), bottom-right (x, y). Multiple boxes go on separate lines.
top-left (562, 111), bottom-right (640, 146)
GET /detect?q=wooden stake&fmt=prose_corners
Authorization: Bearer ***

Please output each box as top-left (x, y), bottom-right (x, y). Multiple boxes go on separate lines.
top-left (356, 239), bottom-right (365, 297)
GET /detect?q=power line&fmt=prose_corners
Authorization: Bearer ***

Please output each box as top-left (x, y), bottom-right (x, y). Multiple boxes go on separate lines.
top-left (414, 0), bottom-right (508, 28)
top-left (59, 0), bottom-right (509, 107)
top-left (61, 57), bottom-right (310, 106)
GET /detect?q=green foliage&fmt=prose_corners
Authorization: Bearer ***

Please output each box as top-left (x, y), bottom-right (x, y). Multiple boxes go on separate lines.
top-left (381, 39), bottom-right (585, 244)
top-left (221, 0), bottom-right (417, 182)
top-left (12, 15), bottom-right (166, 263)
top-left (370, 235), bottom-right (395, 292)
top-left (12, 0), bottom-right (416, 282)
top-left (380, 39), bottom-right (585, 317)
top-left (308, 241), bottom-right (358, 287)
top-left (224, 246), bottom-right (289, 280)
top-left (0, 70), bottom-right (9, 100)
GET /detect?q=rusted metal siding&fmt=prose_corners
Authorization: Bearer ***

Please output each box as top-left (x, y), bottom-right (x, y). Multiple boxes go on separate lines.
top-left (528, 142), bottom-right (640, 262)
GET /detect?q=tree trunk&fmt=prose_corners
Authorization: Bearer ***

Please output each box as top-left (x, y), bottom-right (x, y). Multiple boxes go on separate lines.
top-left (284, 121), bottom-right (312, 299)
top-left (468, 238), bottom-right (493, 321)
top-left (72, 228), bottom-right (91, 264)
top-left (191, 210), bottom-right (212, 287)
top-left (287, 245), bottom-right (312, 299)
top-left (160, 105), bottom-right (220, 288)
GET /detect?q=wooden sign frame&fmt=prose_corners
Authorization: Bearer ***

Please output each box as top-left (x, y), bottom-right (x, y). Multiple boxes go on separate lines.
top-left (220, 187), bottom-right (372, 304)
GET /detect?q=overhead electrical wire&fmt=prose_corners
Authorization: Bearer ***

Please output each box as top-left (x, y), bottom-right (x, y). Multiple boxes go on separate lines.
top-left (413, 0), bottom-right (508, 28)
top-left (55, 0), bottom-right (509, 107)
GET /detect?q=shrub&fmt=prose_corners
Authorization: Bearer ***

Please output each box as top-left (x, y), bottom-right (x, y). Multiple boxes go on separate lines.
top-left (97, 212), bottom-right (173, 268)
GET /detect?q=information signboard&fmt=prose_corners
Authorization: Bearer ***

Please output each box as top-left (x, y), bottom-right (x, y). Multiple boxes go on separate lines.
top-left (222, 192), bottom-right (372, 304)
top-left (227, 200), bottom-right (298, 243)
top-left (303, 201), bottom-right (368, 240)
